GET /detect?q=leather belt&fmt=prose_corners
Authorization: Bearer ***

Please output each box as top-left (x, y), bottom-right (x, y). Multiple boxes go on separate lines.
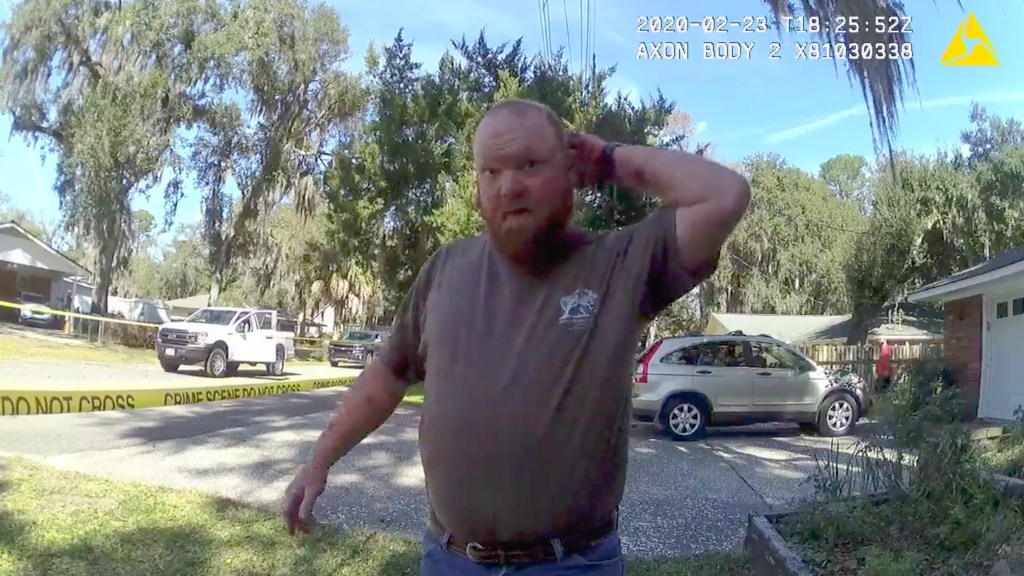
top-left (429, 515), bottom-right (617, 565)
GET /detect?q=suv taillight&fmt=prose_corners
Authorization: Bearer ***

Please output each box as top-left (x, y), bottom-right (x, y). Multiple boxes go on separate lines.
top-left (634, 340), bottom-right (663, 384)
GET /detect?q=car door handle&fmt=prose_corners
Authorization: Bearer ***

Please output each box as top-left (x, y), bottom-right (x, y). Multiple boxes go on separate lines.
top-left (696, 369), bottom-right (712, 375)
top-left (756, 371), bottom-right (772, 376)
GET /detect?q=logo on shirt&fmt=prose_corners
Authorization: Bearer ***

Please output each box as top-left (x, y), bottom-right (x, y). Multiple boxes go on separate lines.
top-left (559, 288), bottom-right (600, 330)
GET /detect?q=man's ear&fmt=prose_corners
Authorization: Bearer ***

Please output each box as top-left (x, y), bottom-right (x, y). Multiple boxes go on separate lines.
top-left (474, 184), bottom-right (481, 210)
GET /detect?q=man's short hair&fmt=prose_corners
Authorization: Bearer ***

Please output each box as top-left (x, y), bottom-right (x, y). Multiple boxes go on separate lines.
top-left (479, 98), bottom-right (566, 143)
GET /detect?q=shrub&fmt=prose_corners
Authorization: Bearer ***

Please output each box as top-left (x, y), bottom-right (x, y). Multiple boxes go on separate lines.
top-left (105, 322), bottom-right (158, 349)
top-left (783, 358), bottom-right (1024, 574)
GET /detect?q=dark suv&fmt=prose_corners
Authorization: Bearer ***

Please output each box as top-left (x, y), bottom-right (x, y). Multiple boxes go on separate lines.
top-left (328, 330), bottom-right (387, 368)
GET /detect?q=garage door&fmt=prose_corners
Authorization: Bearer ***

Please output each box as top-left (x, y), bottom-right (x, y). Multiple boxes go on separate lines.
top-left (982, 295), bottom-right (1024, 420)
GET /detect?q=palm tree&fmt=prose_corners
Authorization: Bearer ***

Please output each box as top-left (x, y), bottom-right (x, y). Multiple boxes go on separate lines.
top-left (762, 0), bottom-right (933, 161)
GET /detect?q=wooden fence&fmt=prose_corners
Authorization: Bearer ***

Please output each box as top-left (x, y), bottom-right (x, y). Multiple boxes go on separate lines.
top-left (794, 341), bottom-right (944, 384)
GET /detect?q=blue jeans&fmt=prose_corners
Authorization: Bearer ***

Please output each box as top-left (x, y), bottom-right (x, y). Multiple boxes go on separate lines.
top-left (419, 529), bottom-right (626, 576)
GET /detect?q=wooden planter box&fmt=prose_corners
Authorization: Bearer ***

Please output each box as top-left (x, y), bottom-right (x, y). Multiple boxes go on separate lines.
top-left (743, 475), bottom-right (1024, 575)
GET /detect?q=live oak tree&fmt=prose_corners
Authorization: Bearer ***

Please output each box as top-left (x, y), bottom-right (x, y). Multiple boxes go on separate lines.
top-left (0, 0), bottom-right (207, 312)
top-left (189, 0), bottom-right (365, 306)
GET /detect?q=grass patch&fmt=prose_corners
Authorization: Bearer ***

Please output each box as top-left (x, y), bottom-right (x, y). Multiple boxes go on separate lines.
top-left (980, 435), bottom-right (1024, 479)
top-left (0, 332), bottom-right (154, 364)
top-left (0, 456), bottom-right (748, 576)
top-left (403, 383), bottom-right (424, 405)
top-left (774, 494), bottom-right (1024, 575)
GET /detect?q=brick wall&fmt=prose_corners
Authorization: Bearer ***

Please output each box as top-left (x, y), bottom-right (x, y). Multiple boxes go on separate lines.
top-left (944, 295), bottom-right (983, 418)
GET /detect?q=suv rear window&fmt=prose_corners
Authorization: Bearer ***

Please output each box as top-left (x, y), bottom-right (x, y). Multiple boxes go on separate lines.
top-left (662, 341), bottom-right (744, 367)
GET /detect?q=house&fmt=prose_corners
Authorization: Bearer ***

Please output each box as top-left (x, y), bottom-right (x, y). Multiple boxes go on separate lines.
top-left (0, 221), bottom-right (90, 320)
top-left (165, 293), bottom-right (210, 319)
top-left (908, 246), bottom-right (1024, 421)
top-left (705, 305), bottom-right (944, 345)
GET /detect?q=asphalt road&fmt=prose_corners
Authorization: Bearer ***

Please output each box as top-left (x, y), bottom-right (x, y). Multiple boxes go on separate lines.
top-left (0, 388), bottom-right (865, 558)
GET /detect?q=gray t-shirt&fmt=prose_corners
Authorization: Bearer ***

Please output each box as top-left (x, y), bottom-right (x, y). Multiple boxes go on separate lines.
top-left (379, 207), bottom-right (716, 543)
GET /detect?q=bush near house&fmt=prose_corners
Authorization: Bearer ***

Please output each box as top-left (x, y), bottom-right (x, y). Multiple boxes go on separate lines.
top-left (105, 323), bottom-right (158, 349)
top-left (774, 360), bottom-right (1024, 575)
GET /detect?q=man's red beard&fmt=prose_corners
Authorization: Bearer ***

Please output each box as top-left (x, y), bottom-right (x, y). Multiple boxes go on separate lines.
top-left (484, 195), bottom-right (578, 271)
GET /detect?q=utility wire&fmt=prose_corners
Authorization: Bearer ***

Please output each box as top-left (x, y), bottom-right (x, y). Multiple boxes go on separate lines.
top-left (561, 0), bottom-right (573, 73)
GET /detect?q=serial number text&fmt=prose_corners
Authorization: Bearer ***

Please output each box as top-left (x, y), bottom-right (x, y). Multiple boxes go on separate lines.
top-left (792, 41), bottom-right (914, 60)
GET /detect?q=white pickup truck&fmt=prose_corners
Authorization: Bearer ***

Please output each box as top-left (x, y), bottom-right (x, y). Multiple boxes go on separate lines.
top-left (156, 306), bottom-right (296, 378)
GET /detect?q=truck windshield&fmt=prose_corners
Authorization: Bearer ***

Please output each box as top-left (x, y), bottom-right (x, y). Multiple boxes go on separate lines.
top-left (345, 331), bottom-right (376, 341)
top-left (186, 309), bottom-right (238, 325)
top-left (20, 293), bottom-right (46, 305)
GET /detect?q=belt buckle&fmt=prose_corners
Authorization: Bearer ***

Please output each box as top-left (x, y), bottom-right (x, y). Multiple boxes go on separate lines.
top-left (465, 542), bottom-right (507, 565)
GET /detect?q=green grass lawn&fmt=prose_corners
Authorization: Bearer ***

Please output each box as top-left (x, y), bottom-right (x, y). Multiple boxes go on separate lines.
top-left (0, 456), bottom-right (749, 576)
top-left (404, 383), bottom-right (424, 405)
top-left (0, 332), bottom-right (155, 364)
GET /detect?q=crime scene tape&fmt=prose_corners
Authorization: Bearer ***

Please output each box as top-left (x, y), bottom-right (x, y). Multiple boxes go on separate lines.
top-left (0, 299), bottom-right (160, 328)
top-left (0, 376), bottom-right (358, 416)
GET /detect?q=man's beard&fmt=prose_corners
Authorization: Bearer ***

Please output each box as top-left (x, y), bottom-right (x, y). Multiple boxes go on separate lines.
top-left (485, 198), bottom-right (578, 271)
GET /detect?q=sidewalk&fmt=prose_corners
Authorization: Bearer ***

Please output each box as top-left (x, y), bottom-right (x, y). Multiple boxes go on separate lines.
top-left (0, 359), bottom-right (362, 416)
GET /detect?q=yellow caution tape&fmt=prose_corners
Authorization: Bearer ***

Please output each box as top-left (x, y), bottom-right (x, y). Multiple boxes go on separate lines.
top-left (0, 376), bottom-right (357, 416)
top-left (0, 299), bottom-right (160, 328)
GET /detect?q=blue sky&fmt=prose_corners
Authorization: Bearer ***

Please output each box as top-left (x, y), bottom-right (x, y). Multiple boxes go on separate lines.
top-left (1, 0), bottom-right (1021, 242)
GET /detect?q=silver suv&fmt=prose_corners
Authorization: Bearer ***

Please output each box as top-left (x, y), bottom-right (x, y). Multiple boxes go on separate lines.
top-left (631, 333), bottom-right (871, 441)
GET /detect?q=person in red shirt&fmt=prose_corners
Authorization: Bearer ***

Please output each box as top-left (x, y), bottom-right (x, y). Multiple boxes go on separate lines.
top-left (876, 338), bottom-right (893, 390)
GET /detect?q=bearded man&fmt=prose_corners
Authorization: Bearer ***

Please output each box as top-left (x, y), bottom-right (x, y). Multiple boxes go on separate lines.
top-left (284, 98), bottom-right (751, 575)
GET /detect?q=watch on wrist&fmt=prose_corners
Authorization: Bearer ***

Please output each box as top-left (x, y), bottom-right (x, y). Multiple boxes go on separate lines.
top-left (599, 141), bottom-right (622, 185)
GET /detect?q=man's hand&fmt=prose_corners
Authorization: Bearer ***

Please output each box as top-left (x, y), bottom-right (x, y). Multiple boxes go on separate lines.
top-left (283, 463), bottom-right (329, 535)
top-left (565, 131), bottom-right (610, 189)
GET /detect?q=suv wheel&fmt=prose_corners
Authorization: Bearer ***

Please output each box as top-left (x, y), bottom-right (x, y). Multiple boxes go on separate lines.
top-left (662, 397), bottom-right (709, 442)
top-left (818, 393), bottom-right (858, 437)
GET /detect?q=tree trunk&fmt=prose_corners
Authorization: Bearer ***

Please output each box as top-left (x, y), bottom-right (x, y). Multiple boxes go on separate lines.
top-left (92, 229), bottom-right (119, 315)
top-left (208, 271), bottom-right (225, 306)
top-left (846, 305), bottom-right (882, 345)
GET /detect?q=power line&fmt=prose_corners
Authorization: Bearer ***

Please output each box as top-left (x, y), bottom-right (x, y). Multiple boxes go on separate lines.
top-left (583, 0), bottom-right (592, 84)
top-left (578, 0), bottom-right (584, 75)
top-left (536, 0), bottom-right (552, 62)
top-left (561, 0), bottom-right (573, 73)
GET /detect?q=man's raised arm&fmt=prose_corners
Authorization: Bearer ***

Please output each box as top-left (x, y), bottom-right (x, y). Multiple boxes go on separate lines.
top-left (613, 145), bottom-right (750, 271)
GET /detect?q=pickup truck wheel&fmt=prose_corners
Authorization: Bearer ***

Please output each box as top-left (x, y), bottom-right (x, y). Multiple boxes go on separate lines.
top-left (205, 347), bottom-right (229, 378)
top-left (329, 361), bottom-right (339, 368)
top-left (160, 360), bottom-right (180, 373)
top-left (266, 346), bottom-right (285, 376)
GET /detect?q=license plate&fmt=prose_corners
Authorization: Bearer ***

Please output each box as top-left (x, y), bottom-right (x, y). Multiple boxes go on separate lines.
top-left (164, 347), bottom-right (176, 356)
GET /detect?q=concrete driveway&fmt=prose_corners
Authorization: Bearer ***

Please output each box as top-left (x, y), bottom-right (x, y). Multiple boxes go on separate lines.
top-left (0, 388), bottom-right (867, 558)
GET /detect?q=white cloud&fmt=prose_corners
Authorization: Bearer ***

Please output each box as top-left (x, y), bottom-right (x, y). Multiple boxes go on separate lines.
top-left (761, 91), bottom-right (1024, 145)
top-left (761, 106), bottom-right (864, 145)
top-left (604, 75), bottom-right (644, 105)
top-left (693, 121), bottom-right (708, 137)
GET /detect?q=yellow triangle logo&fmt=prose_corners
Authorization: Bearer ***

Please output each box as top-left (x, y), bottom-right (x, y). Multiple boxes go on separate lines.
top-left (941, 13), bottom-right (999, 66)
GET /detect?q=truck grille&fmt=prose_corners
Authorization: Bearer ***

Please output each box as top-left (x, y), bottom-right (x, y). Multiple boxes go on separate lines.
top-left (331, 345), bottom-right (361, 354)
top-left (159, 329), bottom-right (192, 345)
